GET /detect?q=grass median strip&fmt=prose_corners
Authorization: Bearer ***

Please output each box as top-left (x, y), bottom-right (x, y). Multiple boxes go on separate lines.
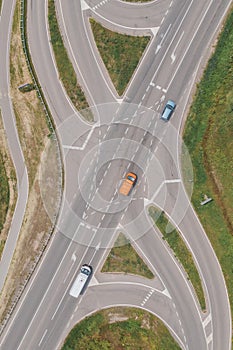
top-left (183, 6), bottom-right (233, 320)
top-left (90, 18), bottom-right (150, 96)
top-left (62, 307), bottom-right (181, 350)
top-left (0, 152), bottom-right (9, 258)
top-left (48, 0), bottom-right (91, 118)
top-left (149, 207), bottom-right (206, 311)
top-left (101, 233), bottom-right (154, 279)
top-left (0, 111), bottom-right (17, 259)
top-left (0, 150), bottom-right (9, 236)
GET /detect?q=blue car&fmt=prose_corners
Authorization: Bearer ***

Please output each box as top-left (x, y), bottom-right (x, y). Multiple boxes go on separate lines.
top-left (161, 100), bottom-right (176, 121)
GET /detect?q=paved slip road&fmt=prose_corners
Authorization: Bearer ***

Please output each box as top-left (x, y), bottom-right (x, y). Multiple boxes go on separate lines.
top-left (0, 0), bottom-right (29, 292)
top-left (0, 0), bottom-right (232, 349)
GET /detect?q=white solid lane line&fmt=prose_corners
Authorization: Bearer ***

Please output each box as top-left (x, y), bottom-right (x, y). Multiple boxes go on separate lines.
top-left (151, 0), bottom-right (194, 83)
top-left (166, 0), bottom-right (214, 91)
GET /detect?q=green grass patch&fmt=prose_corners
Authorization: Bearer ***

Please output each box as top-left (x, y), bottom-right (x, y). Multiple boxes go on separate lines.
top-left (0, 240), bottom-right (5, 257)
top-left (149, 207), bottom-right (206, 310)
top-left (0, 152), bottom-right (9, 235)
top-left (62, 307), bottom-right (181, 350)
top-left (183, 6), bottom-right (233, 318)
top-left (0, 111), bottom-right (10, 260)
top-left (90, 18), bottom-right (150, 96)
top-left (48, 0), bottom-right (91, 119)
top-left (101, 233), bottom-right (154, 279)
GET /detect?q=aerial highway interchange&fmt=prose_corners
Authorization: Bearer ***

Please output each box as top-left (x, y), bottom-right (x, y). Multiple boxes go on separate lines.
top-left (0, 0), bottom-right (232, 349)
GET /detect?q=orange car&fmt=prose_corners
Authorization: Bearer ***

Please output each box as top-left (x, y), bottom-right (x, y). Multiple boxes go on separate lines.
top-left (119, 172), bottom-right (137, 196)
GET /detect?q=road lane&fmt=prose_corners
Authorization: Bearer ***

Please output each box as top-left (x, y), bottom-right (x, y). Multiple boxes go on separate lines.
top-left (0, 0), bottom-right (29, 292)
top-left (0, 0), bottom-right (232, 349)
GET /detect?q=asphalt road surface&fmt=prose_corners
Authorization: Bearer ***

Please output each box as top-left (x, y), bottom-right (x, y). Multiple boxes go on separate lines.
top-left (0, 0), bottom-right (232, 349)
top-left (0, 0), bottom-right (29, 292)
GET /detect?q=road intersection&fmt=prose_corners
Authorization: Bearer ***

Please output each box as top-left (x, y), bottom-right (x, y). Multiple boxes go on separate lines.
top-left (0, 0), bottom-right (232, 349)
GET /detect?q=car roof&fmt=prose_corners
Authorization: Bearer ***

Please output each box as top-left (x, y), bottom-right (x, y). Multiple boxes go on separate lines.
top-left (161, 107), bottom-right (172, 120)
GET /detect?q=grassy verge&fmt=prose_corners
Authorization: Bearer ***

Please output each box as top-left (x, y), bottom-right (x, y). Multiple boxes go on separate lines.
top-left (183, 6), bottom-right (233, 320)
top-left (101, 233), bottom-right (154, 279)
top-left (0, 152), bottom-right (9, 258)
top-left (90, 18), bottom-right (150, 96)
top-left (149, 207), bottom-right (206, 310)
top-left (48, 0), bottom-right (91, 118)
top-left (0, 0), bottom-right (61, 325)
top-left (62, 307), bottom-right (181, 350)
top-left (0, 111), bottom-right (17, 259)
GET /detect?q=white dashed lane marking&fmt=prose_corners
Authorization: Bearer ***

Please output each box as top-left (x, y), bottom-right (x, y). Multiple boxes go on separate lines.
top-left (140, 289), bottom-right (155, 307)
top-left (92, 0), bottom-right (110, 10)
top-left (38, 329), bottom-right (48, 347)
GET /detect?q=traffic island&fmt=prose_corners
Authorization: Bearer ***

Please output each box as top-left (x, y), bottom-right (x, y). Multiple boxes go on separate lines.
top-left (101, 233), bottom-right (154, 279)
top-left (90, 18), bottom-right (150, 96)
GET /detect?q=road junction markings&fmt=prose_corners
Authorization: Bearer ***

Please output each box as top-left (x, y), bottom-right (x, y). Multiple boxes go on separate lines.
top-left (39, 102), bottom-right (193, 248)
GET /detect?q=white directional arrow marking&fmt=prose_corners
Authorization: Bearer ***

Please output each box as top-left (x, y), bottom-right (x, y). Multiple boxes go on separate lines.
top-left (171, 31), bottom-right (184, 64)
top-left (155, 24), bottom-right (172, 55)
top-left (95, 242), bottom-right (101, 251)
top-left (171, 52), bottom-right (176, 64)
top-left (155, 44), bottom-right (161, 54)
top-left (71, 253), bottom-right (76, 262)
top-left (160, 95), bottom-right (165, 102)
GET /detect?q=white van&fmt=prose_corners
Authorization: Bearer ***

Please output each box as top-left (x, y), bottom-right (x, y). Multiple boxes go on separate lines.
top-left (69, 265), bottom-right (92, 298)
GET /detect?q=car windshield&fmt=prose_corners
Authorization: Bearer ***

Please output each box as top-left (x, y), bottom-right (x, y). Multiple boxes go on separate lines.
top-left (127, 175), bottom-right (135, 182)
top-left (81, 267), bottom-right (90, 275)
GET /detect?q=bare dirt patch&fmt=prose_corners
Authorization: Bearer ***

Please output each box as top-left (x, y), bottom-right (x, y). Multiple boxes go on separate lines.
top-left (108, 312), bottom-right (128, 324)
